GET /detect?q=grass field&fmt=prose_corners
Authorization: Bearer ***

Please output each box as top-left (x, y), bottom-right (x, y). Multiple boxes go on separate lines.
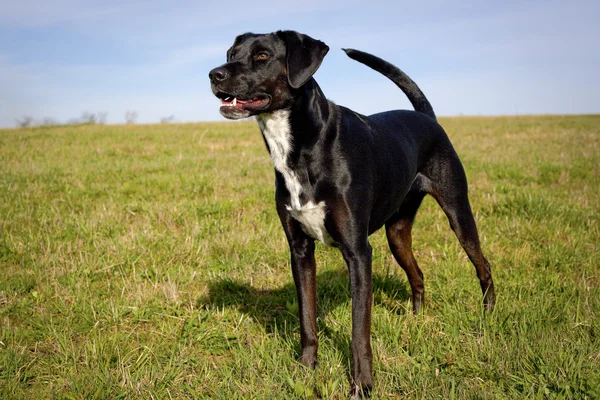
top-left (1, 115), bottom-right (599, 399)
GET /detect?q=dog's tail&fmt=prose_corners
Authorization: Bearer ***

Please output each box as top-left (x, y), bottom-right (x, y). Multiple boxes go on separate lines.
top-left (342, 48), bottom-right (436, 120)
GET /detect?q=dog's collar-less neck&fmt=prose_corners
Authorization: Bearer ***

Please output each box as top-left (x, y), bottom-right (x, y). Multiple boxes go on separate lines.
top-left (291, 78), bottom-right (332, 132)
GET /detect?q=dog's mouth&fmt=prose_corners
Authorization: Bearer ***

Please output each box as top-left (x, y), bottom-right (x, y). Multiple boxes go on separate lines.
top-left (216, 92), bottom-right (271, 118)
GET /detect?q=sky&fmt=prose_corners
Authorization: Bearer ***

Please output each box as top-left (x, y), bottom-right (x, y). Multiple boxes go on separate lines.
top-left (0, 0), bottom-right (599, 127)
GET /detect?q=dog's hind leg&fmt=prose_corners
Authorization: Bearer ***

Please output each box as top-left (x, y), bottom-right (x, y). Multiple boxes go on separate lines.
top-left (425, 156), bottom-right (495, 311)
top-left (385, 178), bottom-right (428, 314)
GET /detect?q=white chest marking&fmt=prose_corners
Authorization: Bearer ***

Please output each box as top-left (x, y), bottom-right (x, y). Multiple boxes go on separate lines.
top-left (287, 200), bottom-right (334, 245)
top-left (256, 111), bottom-right (333, 245)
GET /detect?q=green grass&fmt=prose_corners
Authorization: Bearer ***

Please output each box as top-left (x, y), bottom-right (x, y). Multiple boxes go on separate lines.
top-left (1, 115), bottom-right (599, 399)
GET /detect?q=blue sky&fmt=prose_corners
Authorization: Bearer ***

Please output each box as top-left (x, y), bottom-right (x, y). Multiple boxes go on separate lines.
top-left (1, 0), bottom-right (599, 127)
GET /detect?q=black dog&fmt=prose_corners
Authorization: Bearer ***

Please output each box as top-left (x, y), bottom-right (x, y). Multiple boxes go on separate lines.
top-left (209, 31), bottom-right (495, 397)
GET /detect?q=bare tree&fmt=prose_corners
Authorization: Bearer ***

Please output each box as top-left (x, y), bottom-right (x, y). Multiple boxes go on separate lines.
top-left (97, 112), bottom-right (108, 125)
top-left (125, 111), bottom-right (138, 124)
top-left (80, 112), bottom-right (96, 125)
top-left (40, 117), bottom-right (60, 126)
top-left (16, 116), bottom-right (34, 128)
top-left (160, 115), bottom-right (175, 124)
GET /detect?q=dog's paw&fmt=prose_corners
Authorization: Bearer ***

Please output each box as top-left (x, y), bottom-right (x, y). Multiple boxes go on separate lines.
top-left (349, 384), bottom-right (372, 399)
top-left (299, 353), bottom-right (318, 369)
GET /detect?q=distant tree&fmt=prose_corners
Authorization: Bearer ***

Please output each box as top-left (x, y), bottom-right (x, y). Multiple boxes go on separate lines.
top-left (97, 112), bottom-right (108, 125)
top-left (16, 116), bottom-right (34, 128)
top-left (80, 112), bottom-right (96, 125)
top-left (125, 111), bottom-right (138, 124)
top-left (40, 117), bottom-right (60, 126)
top-left (66, 118), bottom-right (81, 125)
top-left (160, 115), bottom-right (175, 124)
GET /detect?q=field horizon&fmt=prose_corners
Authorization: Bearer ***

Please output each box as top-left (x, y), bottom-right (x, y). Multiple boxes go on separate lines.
top-left (1, 115), bottom-right (599, 398)
top-left (4, 112), bottom-right (600, 131)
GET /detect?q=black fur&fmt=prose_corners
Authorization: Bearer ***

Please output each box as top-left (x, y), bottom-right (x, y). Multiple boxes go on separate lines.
top-left (209, 31), bottom-right (495, 398)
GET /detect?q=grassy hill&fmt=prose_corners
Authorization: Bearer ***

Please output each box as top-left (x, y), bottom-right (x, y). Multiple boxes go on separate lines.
top-left (1, 115), bottom-right (599, 398)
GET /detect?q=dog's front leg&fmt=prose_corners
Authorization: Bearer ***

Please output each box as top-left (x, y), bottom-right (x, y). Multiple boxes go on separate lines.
top-left (341, 238), bottom-right (374, 398)
top-left (277, 203), bottom-right (319, 368)
top-left (289, 235), bottom-right (318, 368)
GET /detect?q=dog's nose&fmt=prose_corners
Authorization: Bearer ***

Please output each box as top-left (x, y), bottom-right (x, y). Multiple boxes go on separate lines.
top-left (209, 67), bottom-right (229, 83)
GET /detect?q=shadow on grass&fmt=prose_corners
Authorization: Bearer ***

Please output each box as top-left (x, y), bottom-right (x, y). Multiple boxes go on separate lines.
top-left (203, 268), bottom-right (411, 362)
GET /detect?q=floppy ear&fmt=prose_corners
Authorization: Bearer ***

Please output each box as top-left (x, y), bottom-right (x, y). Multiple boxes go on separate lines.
top-left (278, 31), bottom-right (329, 89)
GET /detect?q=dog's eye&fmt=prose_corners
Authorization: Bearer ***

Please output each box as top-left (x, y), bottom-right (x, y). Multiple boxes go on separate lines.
top-left (256, 52), bottom-right (269, 61)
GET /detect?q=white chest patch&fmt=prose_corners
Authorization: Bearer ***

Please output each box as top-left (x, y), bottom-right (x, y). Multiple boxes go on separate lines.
top-left (287, 200), bottom-right (334, 245)
top-left (256, 111), bottom-right (333, 245)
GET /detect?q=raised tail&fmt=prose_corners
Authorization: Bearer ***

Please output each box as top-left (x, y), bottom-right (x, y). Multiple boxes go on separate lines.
top-left (343, 48), bottom-right (436, 120)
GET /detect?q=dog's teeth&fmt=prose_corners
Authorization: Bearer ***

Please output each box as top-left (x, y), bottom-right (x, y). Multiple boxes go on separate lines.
top-left (233, 97), bottom-right (237, 106)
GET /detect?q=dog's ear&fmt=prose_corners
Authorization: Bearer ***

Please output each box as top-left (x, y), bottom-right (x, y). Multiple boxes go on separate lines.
top-left (278, 31), bottom-right (329, 89)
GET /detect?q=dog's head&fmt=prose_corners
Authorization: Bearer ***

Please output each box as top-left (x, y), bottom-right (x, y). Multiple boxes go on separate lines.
top-left (209, 31), bottom-right (329, 120)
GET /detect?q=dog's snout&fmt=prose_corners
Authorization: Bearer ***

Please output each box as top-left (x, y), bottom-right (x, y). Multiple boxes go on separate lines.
top-left (209, 67), bottom-right (229, 83)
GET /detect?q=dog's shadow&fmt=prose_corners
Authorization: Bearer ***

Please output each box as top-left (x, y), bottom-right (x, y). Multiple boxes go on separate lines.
top-left (202, 268), bottom-right (411, 363)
